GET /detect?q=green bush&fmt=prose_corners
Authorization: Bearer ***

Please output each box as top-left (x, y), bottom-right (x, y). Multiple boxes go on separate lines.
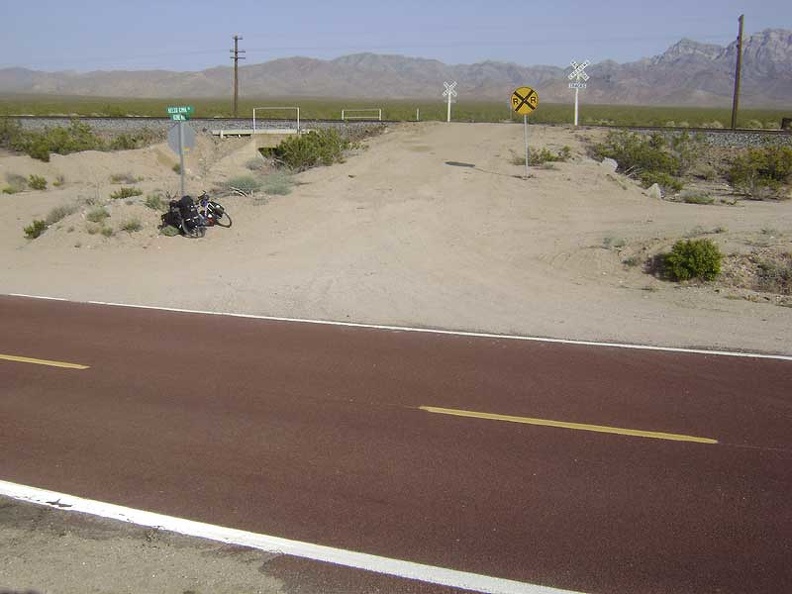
top-left (664, 238), bottom-right (722, 281)
top-left (28, 174), bottom-right (47, 190)
top-left (24, 219), bottom-right (47, 239)
top-left (109, 186), bottom-right (143, 200)
top-left (590, 130), bottom-right (701, 191)
top-left (727, 146), bottom-right (792, 198)
top-left (1, 119), bottom-right (105, 161)
top-left (263, 129), bottom-right (349, 171)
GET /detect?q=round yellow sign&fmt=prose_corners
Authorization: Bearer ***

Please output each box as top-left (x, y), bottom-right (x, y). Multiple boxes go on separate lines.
top-left (511, 86), bottom-right (539, 114)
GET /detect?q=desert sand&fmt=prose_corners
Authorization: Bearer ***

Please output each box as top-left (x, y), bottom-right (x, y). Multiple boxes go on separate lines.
top-left (1, 121), bottom-right (791, 356)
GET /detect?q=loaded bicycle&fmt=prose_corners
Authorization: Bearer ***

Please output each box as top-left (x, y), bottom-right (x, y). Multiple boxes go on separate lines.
top-left (161, 191), bottom-right (232, 238)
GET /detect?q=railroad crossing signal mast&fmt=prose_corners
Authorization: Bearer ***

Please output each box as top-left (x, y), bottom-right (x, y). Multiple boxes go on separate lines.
top-left (442, 81), bottom-right (458, 122)
top-left (568, 59), bottom-right (590, 127)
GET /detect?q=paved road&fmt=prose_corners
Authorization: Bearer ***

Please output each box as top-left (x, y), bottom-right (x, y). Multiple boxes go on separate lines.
top-left (2, 295), bottom-right (791, 593)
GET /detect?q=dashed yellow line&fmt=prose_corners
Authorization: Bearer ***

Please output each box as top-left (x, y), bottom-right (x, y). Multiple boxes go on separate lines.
top-left (0, 353), bottom-right (89, 370)
top-left (420, 406), bottom-right (718, 444)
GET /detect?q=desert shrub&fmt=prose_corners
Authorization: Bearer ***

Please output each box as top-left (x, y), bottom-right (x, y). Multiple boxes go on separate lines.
top-left (1, 119), bottom-right (105, 161)
top-left (108, 134), bottom-right (138, 151)
top-left (110, 172), bottom-right (139, 184)
top-left (511, 146), bottom-right (572, 166)
top-left (640, 171), bottom-right (684, 192)
top-left (0, 118), bottom-right (23, 147)
top-left (727, 146), bottom-right (792, 199)
top-left (28, 174), bottom-right (47, 190)
top-left (107, 129), bottom-right (159, 151)
top-left (120, 218), bottom-right (142, 232)
top-left (144, 193), bottom-right (167, 211)
top-left (100, 226), bottom-right (114, 237)
top-left (86, 207), bottom-right (110, 223)
top-left (663, 238), bottom-right (722, 281)
top-left (172, 164), bottom-right (182, 174)
top-left (246, 157), bottom-right (266, 171)
top-left (678, 191), bottom-right (715, 205)
top-left (223, 175), bottom-right (263, 195)
top-left (109, 186), bottom-right (143, 200)
top-left (45, 204), bottom-right (77, 225)
top-left (53, 175), bottom-right (66, 187)
top-left (603, 236), bottom-right (626, 249)
top-left (263, 129), bottom-right (349, 171)
top-left (590, 130), bottom-right (702, 191)
top-left (24, 219), bottom-right (47, 239)
top-left (756, 253), bottom-right (792, 295)
top-left (160, 225), bottom-right (180, 237)
top-left (262, 170), bottom-right (295, 195)
top-left (4, 173), bottom-right (27, 193)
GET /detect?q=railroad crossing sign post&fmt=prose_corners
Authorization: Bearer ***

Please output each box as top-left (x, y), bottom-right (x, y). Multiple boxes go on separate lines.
top-left (442, 81), bottom-right (457, 122)
top-left (568, 60), bottom-right (590, 127)
top-left (166, 105), bottom-right (194, 196)
top-left (511, 86), bottom-right (539, 178)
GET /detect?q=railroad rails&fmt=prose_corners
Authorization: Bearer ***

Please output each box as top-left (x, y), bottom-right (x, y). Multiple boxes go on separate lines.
top-left (2, 115), bottom-right (790, 147)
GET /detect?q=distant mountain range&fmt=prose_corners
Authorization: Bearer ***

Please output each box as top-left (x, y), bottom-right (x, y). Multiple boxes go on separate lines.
top-left (1, 29), bottom-right (790, 107)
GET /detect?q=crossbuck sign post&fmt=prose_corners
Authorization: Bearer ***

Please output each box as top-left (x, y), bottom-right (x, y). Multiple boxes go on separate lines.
top-left (511, 86), bottom-right (539, 179)
top-left (568, 60), bottom-right (590, 126)
top-left (442, 81), bottom-right (457, 122)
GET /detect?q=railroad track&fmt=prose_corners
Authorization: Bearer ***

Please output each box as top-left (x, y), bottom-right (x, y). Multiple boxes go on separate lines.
top-left (2, 115), bottom-right (790, 147)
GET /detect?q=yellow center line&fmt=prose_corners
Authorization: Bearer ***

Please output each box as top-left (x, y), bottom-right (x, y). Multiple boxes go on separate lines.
top-left (0, 353), bottom-right (90, 370)
top-left (419, 406), bottom-right (718, 445)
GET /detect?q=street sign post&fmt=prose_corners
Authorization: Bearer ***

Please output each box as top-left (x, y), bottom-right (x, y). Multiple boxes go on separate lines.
top-left (568, 60), bottom-right (590, 126)
top-left (166, 106), bottom-right (195, 196)
top-left (442, 81), bottom-right (457, 122)
top-left (511, 87), bottom-right (539, 178)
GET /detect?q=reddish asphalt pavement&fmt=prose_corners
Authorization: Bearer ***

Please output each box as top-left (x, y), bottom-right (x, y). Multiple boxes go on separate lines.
top-left (1, 295), bottom-right (791, 593)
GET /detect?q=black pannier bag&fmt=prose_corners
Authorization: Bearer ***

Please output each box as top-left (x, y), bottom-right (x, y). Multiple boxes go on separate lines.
top-left (160, 196), bottom-right (205, 237)
top-left (161, 200), bottom-right (183, 230)
top-left (178, 195), bottom-right (203, 234)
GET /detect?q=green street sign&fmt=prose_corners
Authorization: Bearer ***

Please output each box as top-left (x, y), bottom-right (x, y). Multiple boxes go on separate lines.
top-left (166, 105), bottom-right (194, 117)
top-left (170, 113), bottom-right (188, 121)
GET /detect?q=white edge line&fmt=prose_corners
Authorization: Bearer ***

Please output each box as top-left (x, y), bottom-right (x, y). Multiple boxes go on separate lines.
top-left (0, 480), bottom-right (581, 594)
top-left (7, 292), bottom-right (792, 362)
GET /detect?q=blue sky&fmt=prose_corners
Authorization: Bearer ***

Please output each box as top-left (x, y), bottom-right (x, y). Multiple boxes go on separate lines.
top-left (1, 0), bottom-right (788, 72)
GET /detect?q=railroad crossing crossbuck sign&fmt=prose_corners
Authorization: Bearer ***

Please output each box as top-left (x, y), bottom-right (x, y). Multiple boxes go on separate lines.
top-left (511, 86), bottom-right (539, 115)
top-left (443, 81), bottom-right (458, 122)
top-left (568, 60), bottom-right (590, 89)
top-left (568, 60), bottom-right (590, 127)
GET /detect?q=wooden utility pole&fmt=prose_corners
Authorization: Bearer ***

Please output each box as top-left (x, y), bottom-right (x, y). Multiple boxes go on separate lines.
top-left (230, 35), bottom-right (246, 117)
top-left (730, 14), bottom-right (744, 130)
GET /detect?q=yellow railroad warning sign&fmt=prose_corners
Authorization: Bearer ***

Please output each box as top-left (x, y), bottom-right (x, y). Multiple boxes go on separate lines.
top-left (511, 86), bottom-right (539, 114)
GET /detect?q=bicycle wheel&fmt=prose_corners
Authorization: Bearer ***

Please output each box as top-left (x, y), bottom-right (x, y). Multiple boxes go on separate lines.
top-left (216, 212), bottom-right (232, 228)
